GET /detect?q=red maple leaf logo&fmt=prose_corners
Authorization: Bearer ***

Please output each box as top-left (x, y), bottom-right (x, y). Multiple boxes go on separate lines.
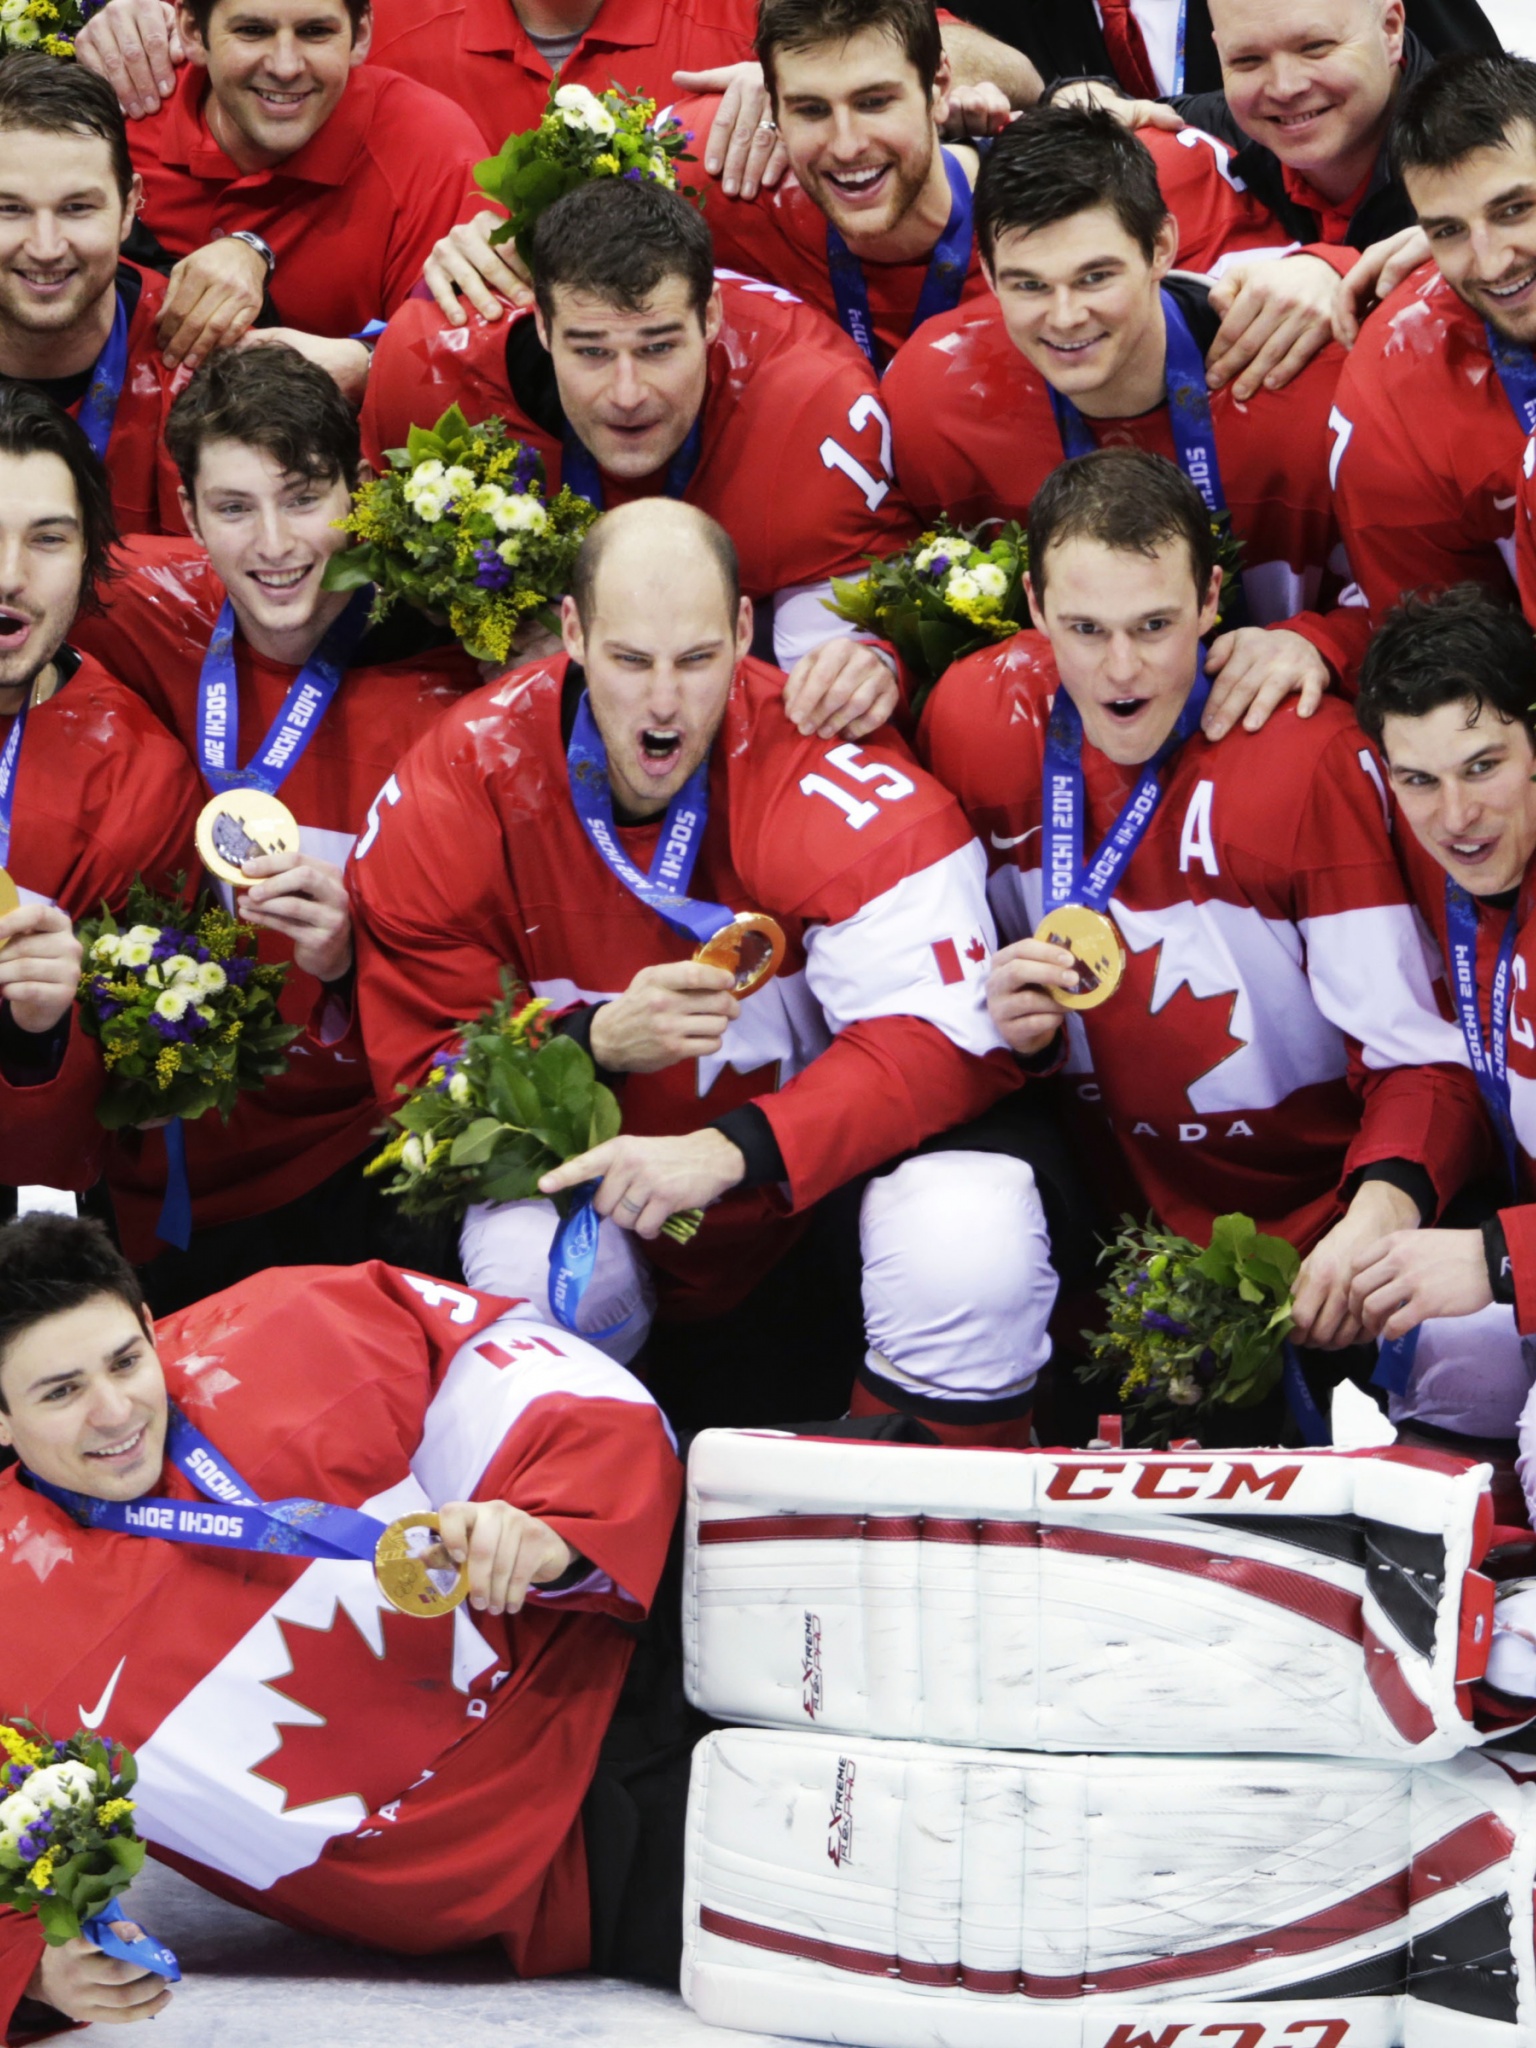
top-left (251, 1600), bottom-right (470, 1815)
top-left (1140, 963), bottom-right (1248, 1106)
top-left (965, 937), bottom-right (986, 965)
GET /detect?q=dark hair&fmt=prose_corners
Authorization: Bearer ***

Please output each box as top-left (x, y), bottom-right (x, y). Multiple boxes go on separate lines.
top-left (757, 0), bottom-right (942, 100)
top-left (531, 178), bottom-right (715, 327)
top-left (975, 104), bottom-right (1169, 268)
top-left (0, 51), bottom-right (133, 204)
top-left (0, 383), bottom-right (117, 608)
top-left (1028, 448), bottom-right (1217, 599)
top-left (1355, 585), bottom-right (1536, 750)
top-left (166, 343), bottom-right (361, 496)
top-left (1393, 50), bottom-right (1536, 178)
top-left (571, 502), bottom-right (740, 629)
top-left (0, 1214), bottom-right (148, 1410)
top-left (180, 0), bottom-right (370, 42)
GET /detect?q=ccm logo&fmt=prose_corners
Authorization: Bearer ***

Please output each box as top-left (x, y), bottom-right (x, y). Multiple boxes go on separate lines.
top-left (1045, 1461), bottom-right (1302, 1505)
top-left (1099, 2020), bottom-right (1351, 2048)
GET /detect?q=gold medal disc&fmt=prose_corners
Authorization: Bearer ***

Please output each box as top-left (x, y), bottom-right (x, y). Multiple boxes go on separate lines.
top-left (694, 911), bottom-right (786, 997)
top-left (1034, 904), bottom-right (1125, 1011)
top-left (0, 865), bottom-right (17, 954)
top-left (373, 1511), bottom-right (470, 1620)
top-left (195, 789), bottom-right (301, 887)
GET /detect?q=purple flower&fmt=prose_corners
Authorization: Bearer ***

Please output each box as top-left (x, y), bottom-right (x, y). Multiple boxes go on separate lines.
top-left (509, 445), bottom-right (540, 496)
top-left (623, 166), bottom-right (644, 181)
top-left (1140, 1310), bottom-right (1191, 1337)
top-left (1194, 1347), bottom-right (1219, 1386)
top-left (223, 956), bottom-right (253, 985)
top-left (1125, 1275), bottom-right (1144, 1298)
top-left (927, 554), bottom-right (951, 579)
top-left (474, 542), bottom-right (512, 592)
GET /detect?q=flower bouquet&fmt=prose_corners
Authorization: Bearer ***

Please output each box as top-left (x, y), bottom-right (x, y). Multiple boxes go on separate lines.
top-left (0, 0), bottom-right (89, 59)
top-left (0, 1719), bottom-right (178, 1977)
top-left (368, 979), bottom-right (699, 1242)
top-left (826, 520), bottom-right (1028, 716)
top-left (1082, 1212), bottom-right (1300, 1444)
top-left (324, 404), bottom-right (596, 667)
top-left (474, 81), bottom-right (695, 269)
top-left (75, 880), bottom-right (296, 1129)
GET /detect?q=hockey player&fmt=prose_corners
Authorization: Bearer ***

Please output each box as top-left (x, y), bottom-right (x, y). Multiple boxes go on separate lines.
top-left (1331, 52), bottom-right (1536, 620)
top-left (920, 448), bottom-right (1485, 1356)
top-left (364, 177), bottom-right (912, 742)
top-left (0, 1213), bottom-right (683, 2033)
top-left (884, 106), bottom-right (1371, 726)
top-left (0, 387), bottom-right (201, 1202)
top-left (67, 344), bottom-right (478, 1310)
top-left (1344, 588), bottom-right (1536, 1449)
top-left (348, 497), bottom-right (1058, 1446)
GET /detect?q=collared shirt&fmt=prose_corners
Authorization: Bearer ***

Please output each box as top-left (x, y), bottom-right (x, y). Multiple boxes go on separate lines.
top-left (366, 0), bottom-right (756, 149)
top-left (128, 64), bottom-right (486, 336)
top-left (1279, 159), bottom-right (1376, 247)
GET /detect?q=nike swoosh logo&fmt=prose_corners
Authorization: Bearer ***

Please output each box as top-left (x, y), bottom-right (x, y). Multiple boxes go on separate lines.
top-left (1495, 494), bottom-right (1516, 510)
top-left (990, 827), bottom-right (1039, 850)
top-left (79, 1655), bottom-right (127, 1731)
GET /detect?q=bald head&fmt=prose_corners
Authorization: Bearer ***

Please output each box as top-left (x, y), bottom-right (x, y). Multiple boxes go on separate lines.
top-left (571, 499), bottom-right (741, 635)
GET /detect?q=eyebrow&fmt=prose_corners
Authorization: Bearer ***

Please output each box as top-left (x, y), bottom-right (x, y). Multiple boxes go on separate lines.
top-left (24, 1334), bottom-right (140, 1397)
top-left (782, 77), bottom-right (907, 99)
top-left (1417, 182), bottom-right (1536, 229)
top-left (562, 319), bottom-right (686, 341)
top-left (995, 255), bottom-right (1126, 281)
top-left (1390, 742), bottom-right (1507, 774)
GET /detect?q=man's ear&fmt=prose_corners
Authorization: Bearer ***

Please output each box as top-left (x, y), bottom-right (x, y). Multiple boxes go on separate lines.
top-left (118, 172), bottom-right (145, 251)
top-left (1150, 211), bottom-right (1179, 284)
top-left (349, 4), bottom-right (373, 66)
top-left (931, 50), bottom-right (953, 130)
top-left (532, 303), bottom-right (551, 354)
top-left (560, 592), bottom-right (585, 664)
top-left (735, 593), bottom-right (753, 662)
top-left (354, 457), bottom-right (375, 488)
top-left (702, 285), bottom-right (725, 349)
top-left (178, 1), bottom-right (209, 63)
top-left (1197, 566), bottom-right (1223, 639)
top-left (1024, 573), bottom-right (1046, 631)
top-left (176, 483), bottom-right (203, 546)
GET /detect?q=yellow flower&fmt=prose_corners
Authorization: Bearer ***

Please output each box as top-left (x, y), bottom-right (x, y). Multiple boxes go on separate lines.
top-left (95, 1798), bottom-right (135, 1826)
top-left (155, 1045), bottom-right (183, 1087)
top-left (0, 1727), bottom-right (45, 1770)
top-left (593, 152), bottom-right (619, 173)
top-left (365, 1130), bottom-right (408, 1178)
top-left (26, 1852), bottom-right (55, 1892)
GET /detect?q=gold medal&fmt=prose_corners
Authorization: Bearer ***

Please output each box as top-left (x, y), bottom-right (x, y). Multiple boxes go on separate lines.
top-left (0, 865), bottom-right (17, 953)
top-left (1034, 903), bottom-right (1125, 1011)
top-left (694, 911), bottom-right (786, 997)
top-left (374, 1511), bottom-right (469, 1619)
top-left (195, 789), bottom-right (301, 887)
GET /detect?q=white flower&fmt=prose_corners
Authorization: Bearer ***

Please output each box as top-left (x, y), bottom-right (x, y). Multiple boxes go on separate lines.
top-left (27, 1761), bottom-right (96, 1809)
top-left (491, 492), bottom-right (548, 535)
top-left (468, 483), bottom-right (507, 518)
top-left (410, 487), bottom-right (448, 525)
top-left (447, 1071), bottom-right (472, 1105)
top-left (971, 562), bottom-right (1008, 599)
top-left (90, 934), bottom-right (120, 963)
top-left (401, 1135), bottom-right (427, 1176)
top-left (912, 542), bottom-right (942, 572)
top-left (441, 465), bottom-right (476, 500)
top-left (143, 964), bottom-right (162, 989)
top-left (648, 152), bottom-right (671, 181)
top-left (404, 459), bottom-right (444, 496)
top-left (0, 1), bottom-right (29, 21)
top-left (195, 962), bottom-right (228, 995)
top-left (1166, 1374), bottom-right (1203, 1407)
top-left (117, 939), bottom-right (153, 969)
top-left (496, 537), bottom-right (523, 564)
top-left (5, 20), bottom-right (41, 45)
top-left (554, 82), bottom-right (616, 136)
top-left (154, 989), bottom-right (191, 1022)
top-left (945, 570), bottom-right (982, 604)
top-left (125, 925), bottom-right (161, 947)
top-left (0, 1792), bottom-right (42, 1838)
top-left (161, 954), bottom-right (199, 982)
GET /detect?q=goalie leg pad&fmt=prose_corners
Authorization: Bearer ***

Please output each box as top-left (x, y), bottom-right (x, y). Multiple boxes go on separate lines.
top-left (458, 1196), bottom-right (655, 1365)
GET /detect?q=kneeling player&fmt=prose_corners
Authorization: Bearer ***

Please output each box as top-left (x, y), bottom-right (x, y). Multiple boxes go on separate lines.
top-left (920, 449), bottom-right (1486, 1400)
top-left (349, 499), bottom-right (1053, 1447)
top-left (0, 1212), bottom-right (683, 2032)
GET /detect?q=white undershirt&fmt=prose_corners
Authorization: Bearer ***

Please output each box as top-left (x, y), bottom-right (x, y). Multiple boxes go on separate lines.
top-left (1093, 0), bottom-right (1185, 96)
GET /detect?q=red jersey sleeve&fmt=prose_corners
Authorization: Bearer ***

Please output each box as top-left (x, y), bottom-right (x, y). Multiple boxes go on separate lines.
top-left (1143, 127), bottom-right (1305, 271)
top-left (1519, 432), bottom-right (1536, 628)
top-left (370, 76), bottom-right (489, 316)
top-left (0, 1912), bottom-right (53, 2044)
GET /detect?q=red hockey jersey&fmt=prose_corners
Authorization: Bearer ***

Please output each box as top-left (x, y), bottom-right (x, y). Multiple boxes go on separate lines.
top-left (674, 119), bottom-right (1317, 369)
top-left (128, 66), bottom-right (486, 336)
top-left (69, 539), bottom-right (479, 1259)
top-left (1331, 262), bottom-right (1526, 620)
top-left (919, 630), bottom-right (1485, 1252)
top-left (0, 1261), bottom-right (683, 2035)
top-left (359, 275), bottom-right (918, 611)
top-left (883, 278), bottom-right (1370, 684)
top-left (0, 653), bottom-right (200, 1193)
top-left (348, 654), bottom-right (1019, 1317)
top-left (1518, 428), bottom-right (1536, 626)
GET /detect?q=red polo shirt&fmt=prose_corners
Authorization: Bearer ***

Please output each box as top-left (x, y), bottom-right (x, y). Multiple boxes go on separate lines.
top-left (366, 0), bottom-right (756, 150)
top-left (128, 64), bottom-right (487, 336)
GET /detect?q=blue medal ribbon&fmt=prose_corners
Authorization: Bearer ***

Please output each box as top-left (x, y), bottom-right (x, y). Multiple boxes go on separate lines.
top-left (74, 288), bottom-right (130, 463)
top-left (28, 1407), bottom-right (391, 1565)
top-left (0, 689), bottom-right (27, 871)
top-left (1282, 1340), bottom-right (1330, 1446)
top-left (1050, 287), bottom-right (1249, 629)
top-left (195, 587), bottom-right (372, 797)
top-left (80, 1916), bottom-right (180, 1983)
top-left (560, 412), bottom-right (703, 511)
top-left (826, 147), bottom-right (974, 369)
top-left (1373, 880), bottom-right (1522, 1398)
top-left (551, 692), bottom-right (740, 1330)
top-left (1487, 322), bottom-right (1536, 435)
top-left (156, 1120), bottom-right (193, 1254)
top-left (1042, 650), bottom-right (1211, 919)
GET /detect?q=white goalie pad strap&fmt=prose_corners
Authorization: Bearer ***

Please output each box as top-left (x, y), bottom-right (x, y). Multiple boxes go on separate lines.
top-left (682, 1730), bottom-right (1536, 2048)
top-left (684, 1432), bottom-right (1501, 1760)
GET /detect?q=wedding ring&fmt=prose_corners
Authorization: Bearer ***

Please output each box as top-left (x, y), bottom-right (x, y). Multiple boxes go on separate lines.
top-left (619, 1195), bottom-right (644, 1212)
top-left (758, 117), bottom-right (777, 131)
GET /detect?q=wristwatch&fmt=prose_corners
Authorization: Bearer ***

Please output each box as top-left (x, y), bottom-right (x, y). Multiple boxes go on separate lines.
top-left (225, 229), bottom-right (276, 277)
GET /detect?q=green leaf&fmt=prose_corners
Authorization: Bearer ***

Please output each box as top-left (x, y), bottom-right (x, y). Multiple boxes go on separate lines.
top-left (319, 547), bottom-right (379, 593)
top-left (589, 1083), bottom-right (621, 1148)
top-left (404, 423), bottom-right (447, 465)
top-left (449, 1117), bottom-right (507, 1166)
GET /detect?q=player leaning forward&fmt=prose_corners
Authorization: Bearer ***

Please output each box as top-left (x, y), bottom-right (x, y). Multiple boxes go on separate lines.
top-left (348, 500), bottom-right (1050, 1446)
top-left (0, 1213), bottom-right (683, 2032)
top-left (921, 449), bottom-right (1487, 1377)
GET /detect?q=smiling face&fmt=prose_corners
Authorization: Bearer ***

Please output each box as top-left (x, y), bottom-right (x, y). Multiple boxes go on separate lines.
top-left (561, 515), bottom-right (752, 818)
top-left (1211, 0), bottom-right (1404, 199)
top-left (180, 436), bottom-right (353, 662)
top-left (182, 0), bottom-right (370, 171)
top-left (0, 449), bottom-right (86, 705)
top-left (1029, 532), bottom-right (1221, 766)
top-left (987, 204), bottom-right (1176, 416)
top-left (1406, 121), bottom-right (1536, 346)
top-left (0, 1294), bottom-right (167, 1502)
top-left (538, 277), bottom-right (719, 482)
top-left (0, 127), bottom-right (139, 346)
top-left (1380, 697), bottom-right (1536, 896)
top-left (771, 25), bottom-right (946, 246)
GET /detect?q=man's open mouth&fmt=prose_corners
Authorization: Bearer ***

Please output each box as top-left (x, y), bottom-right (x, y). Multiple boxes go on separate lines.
top-left (0, 606), bottom-right (36, 653)
top-left (85, 1423), bottom-right (147, 1463)
top-left (639, 727), bottom-right (683, 771)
